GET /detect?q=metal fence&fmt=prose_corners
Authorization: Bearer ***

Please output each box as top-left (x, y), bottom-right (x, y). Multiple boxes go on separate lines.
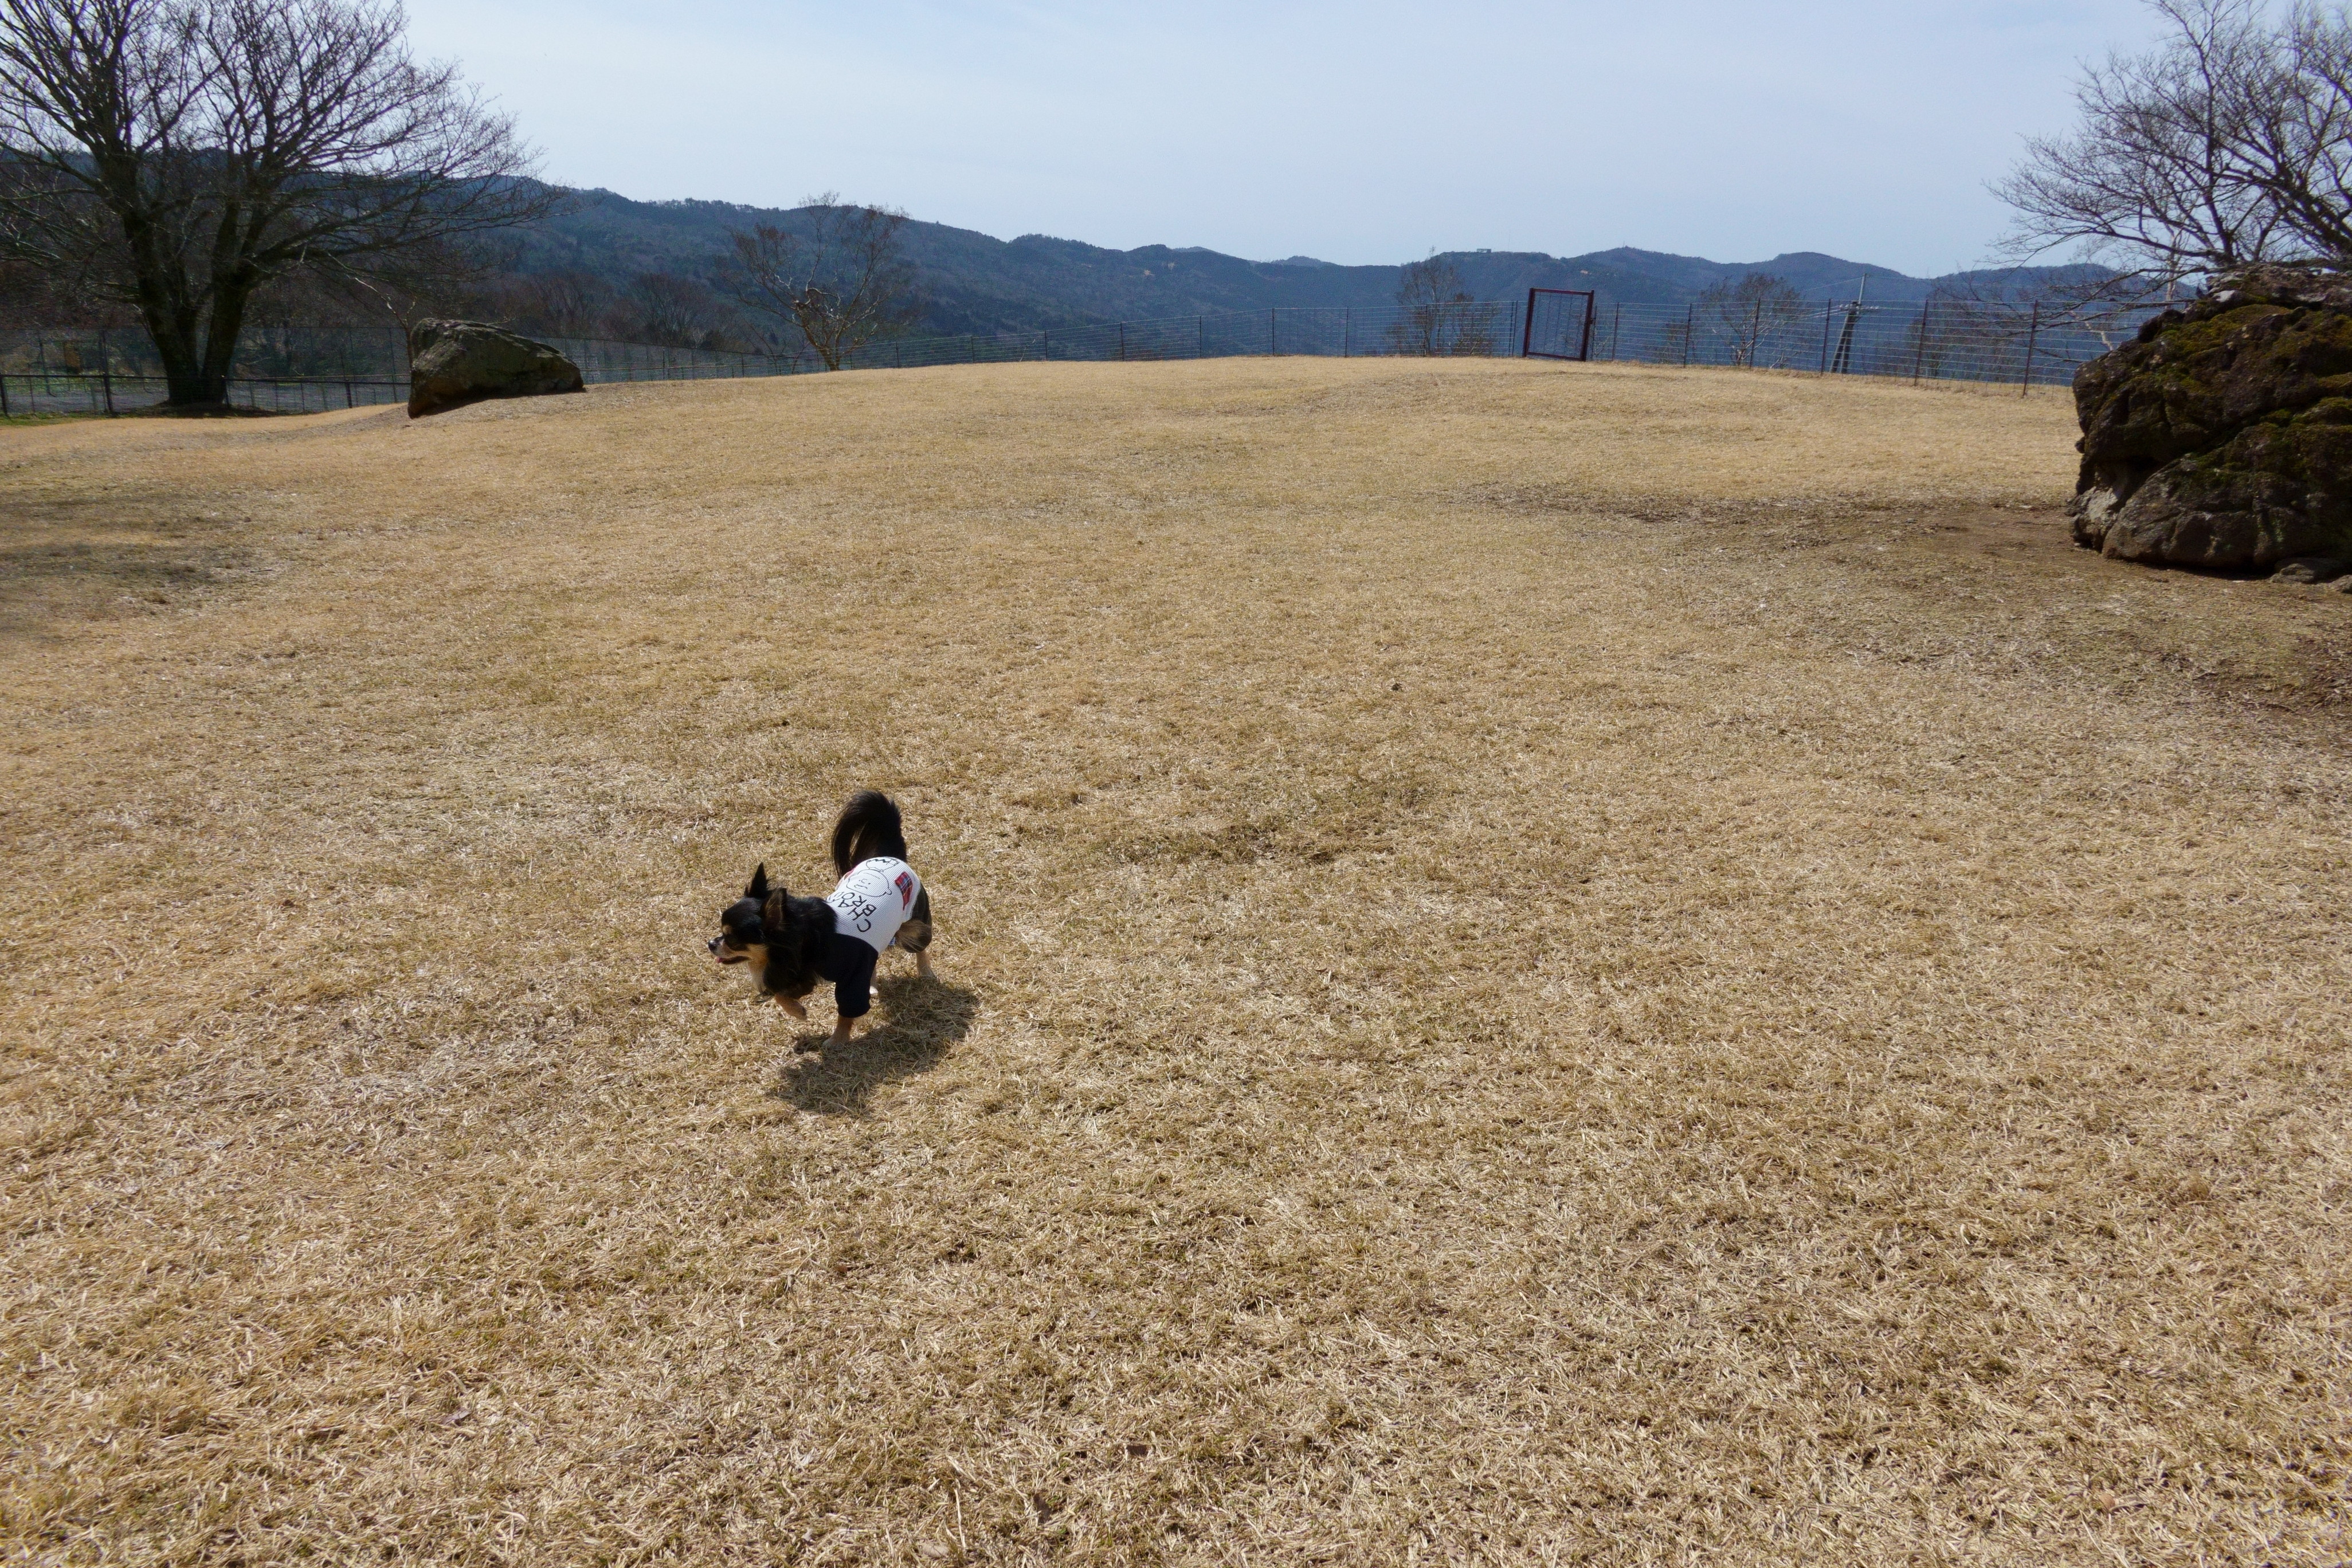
top-left (0, 371), bottom-right (408, 417)
top-left (787, 295), bottom-right (2162, 390)
top-left (2, 295), bottom-right (2166, 417)
top-left (1588, 295), bottom-right (2162, 389)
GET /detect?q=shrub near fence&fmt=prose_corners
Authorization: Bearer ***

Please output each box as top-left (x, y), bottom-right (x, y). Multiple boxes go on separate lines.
top-left (1, 296), bottom-right (2166, 417)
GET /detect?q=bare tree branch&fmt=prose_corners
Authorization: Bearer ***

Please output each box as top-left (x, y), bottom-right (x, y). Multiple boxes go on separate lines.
top-left (721, 193), bottom-right (918, 371)
top-left (625, 270), bottom-right (723, 347)
top-left (0, 0), bottom-right (554, 405)
top-left (1388, 254), bottom-right (1497, 356)
top-left (1696, 273), bottom-right (1808, 367)
top-left (1993, 0), bottom-right (2352, 283)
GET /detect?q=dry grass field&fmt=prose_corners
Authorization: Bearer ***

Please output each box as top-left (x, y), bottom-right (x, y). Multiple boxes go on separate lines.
top-left (3, 356), bottom-right (2349, 1566)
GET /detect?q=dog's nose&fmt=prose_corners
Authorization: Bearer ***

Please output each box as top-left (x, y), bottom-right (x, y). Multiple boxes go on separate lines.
top-left (705, 935), bottom-right (722, 957)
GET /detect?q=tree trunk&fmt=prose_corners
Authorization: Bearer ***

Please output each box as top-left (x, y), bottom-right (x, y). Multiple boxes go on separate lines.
top-left (101, 165), bottom-right (223, 406)
top-left (144, 310), bottom-right (214, 406)
top-left (132, 293), bottom-right (239, 405)
top-left (128, 285), bottom-right (213, 406)
top-left (194, 283), bottom-right (251, 406)
top-left (185, 206), bottom-right (254, 407)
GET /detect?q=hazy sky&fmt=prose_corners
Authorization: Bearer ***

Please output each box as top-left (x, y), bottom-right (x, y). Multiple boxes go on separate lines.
top-left (402, 0), bottom-right (2162, 275)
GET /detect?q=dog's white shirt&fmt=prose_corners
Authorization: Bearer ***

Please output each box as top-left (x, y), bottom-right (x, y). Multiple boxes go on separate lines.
top-left (828, 856), bottom-right (922, 953)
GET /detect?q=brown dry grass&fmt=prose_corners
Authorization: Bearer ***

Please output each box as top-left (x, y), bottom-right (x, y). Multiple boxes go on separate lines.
top-left (2, 357), bottom-right (2349, 1566)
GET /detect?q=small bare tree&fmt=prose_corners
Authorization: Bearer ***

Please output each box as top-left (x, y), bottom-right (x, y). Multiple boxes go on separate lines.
top-left (627, 271), bottom-right (723, 347)
top-left (0, 0), bottom-right (554, 407)
top-left (509, 269), bottom-right (608, 338)
top-left (1389, 253), bottom-right (1497, 356)
top-left (723, 193), bottom-right (918, 370)
top-left (1995, 0), bottom-right (2352, 281)
top-left (1696, 273), bottom-right (1808, 367)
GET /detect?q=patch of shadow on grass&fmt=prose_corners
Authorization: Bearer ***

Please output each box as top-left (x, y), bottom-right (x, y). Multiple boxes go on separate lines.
top-left (0, 499), bottom-right (258, 642)
top-left (773, 975), bottom-right (978, 1116)
top-left (2198, 625), bottom-right (2352, 718)
top-left (1114, 772), bottom-right (1434, 865)
top-left (1473, 484), bottom-right (1864, 548)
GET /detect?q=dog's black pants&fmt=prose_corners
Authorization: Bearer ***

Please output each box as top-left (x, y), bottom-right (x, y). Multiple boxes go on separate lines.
top-left (816, 933), bottom-right (880, 1018)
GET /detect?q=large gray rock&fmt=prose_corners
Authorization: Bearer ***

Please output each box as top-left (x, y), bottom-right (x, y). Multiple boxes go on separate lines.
top-left (406, 319), bottom-right (584, 419)
top-left (2068, 264), bottom-right (2352, 570)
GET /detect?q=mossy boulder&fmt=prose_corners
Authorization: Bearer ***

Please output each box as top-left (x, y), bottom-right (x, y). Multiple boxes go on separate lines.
top-left (406, 319), bottom-right (584, 419)
top-left (2069, 265), bottom-right (2352, 570)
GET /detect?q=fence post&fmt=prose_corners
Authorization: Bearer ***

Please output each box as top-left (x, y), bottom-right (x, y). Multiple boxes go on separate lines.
top-left (1830, 304), bottom-right (1860, 375)
top-left (1118, 322), bottom-right (1126, 362)
top-left (101, 369), bottom-right (115, 415)
top-left (1745, 297), bottom-right (1762, 368)
top-left (1681, 304), bottom-right (1694, 367)
top-left (1911, 299), bottom-right (1930, 383)
top-left (2020, 303), bottom-right (2041, 396)
top-left (1520, 288), bottom-right (1537, 358)
top-left (344, 379), bottom-right (354, 409)
top-left (1343, 309), bottom-right (1351, 358)
top-left (0, 373), bottom-right (10, 417)
top-left (1610, 303), bottom-right (1621, 361)
top-left (1819, 298), bottom-right (1833, 374)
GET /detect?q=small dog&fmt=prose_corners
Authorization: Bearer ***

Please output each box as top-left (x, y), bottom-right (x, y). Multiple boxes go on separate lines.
top-left (708, 790), bottom-right (935, 1049)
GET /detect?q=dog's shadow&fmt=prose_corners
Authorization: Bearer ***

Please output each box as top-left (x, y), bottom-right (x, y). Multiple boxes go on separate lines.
top-left (771, 974), bottom-right (979, 1116)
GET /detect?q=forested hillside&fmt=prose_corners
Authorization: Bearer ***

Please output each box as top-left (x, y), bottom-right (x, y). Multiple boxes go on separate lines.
top-left (486, 187), bottom-right (2110, 350)
top-left (1, 179), bottom-right (2111, 354)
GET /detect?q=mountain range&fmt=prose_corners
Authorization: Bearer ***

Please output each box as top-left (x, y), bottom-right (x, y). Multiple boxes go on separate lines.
top-left (508, 186), bottom-right (2108, 346)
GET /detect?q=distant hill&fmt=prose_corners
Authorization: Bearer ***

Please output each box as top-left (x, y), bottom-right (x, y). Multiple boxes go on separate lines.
top-left (486, 185), bottom-right (2111, 349)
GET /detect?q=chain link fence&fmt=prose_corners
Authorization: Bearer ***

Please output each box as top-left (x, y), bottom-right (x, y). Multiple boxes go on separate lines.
top-left (2, 295), bottom-right (2167, 417)
top-left (1589, 295), bottom-right (2164, 389)
top-left (0, 370), bottom-right (408, 417)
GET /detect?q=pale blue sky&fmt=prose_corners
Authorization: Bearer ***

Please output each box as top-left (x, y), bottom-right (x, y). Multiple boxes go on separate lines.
top-left (403, 0), bottom-right (2161, 275)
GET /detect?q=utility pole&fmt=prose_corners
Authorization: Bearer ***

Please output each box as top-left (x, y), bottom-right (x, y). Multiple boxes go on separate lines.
top-left (1830, 275), bottom-right (1867, 375)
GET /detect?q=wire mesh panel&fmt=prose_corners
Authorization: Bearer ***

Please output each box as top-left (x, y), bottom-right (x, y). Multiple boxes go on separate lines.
top-left (1585, 297), bottom-right (2165, 390)
top-left (0, 297), bottom-right (2173, 420)
top-left (1522, 289), bottom-right (1595, 360)
top-left (0, 373), bottom-right (407, 414)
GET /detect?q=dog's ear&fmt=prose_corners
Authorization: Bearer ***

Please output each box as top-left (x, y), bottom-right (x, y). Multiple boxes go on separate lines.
top-left (746, 863), bottom-right (769, 900)
top-left (762, 889), bottom-right (789, 934)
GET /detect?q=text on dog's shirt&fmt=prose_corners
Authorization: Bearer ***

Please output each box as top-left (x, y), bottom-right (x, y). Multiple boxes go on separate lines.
top-left (828, 856), bottom-right (922, 953)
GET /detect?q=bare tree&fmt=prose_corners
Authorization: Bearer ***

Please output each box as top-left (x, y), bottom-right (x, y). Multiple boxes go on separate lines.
top-left (627, 271), bottom-right (722, 347)
top-left (1994, 0), bottom-right (2352, 281)
top-left (2251, 3), bottom-right (2352, 256)
top-left (723, 193), bottom-right (917, 370)
top-left (1389, 253), bottom-right (1498, 356)
top-left (509, 269), bottom-right (607, 338)
top-left (1696, 273), bottom-right (1808, 367)
top-left (0, 0), bottom-right (553, 407)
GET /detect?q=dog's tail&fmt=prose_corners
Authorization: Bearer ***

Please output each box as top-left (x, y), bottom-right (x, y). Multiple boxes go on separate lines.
top-left (832, 789), bottom-right (910, 873)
